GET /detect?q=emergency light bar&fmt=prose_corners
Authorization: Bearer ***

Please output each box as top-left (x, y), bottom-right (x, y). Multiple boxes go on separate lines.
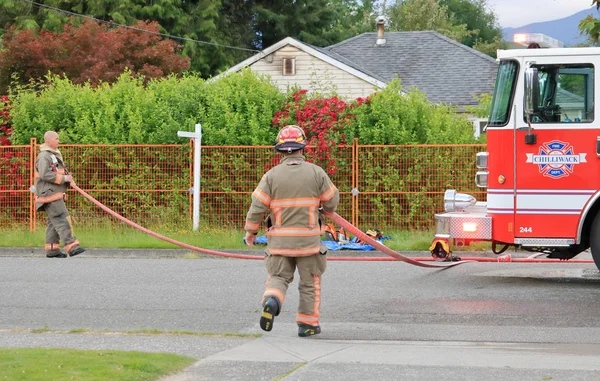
top-left (513, 33), bottom-right (564, 48)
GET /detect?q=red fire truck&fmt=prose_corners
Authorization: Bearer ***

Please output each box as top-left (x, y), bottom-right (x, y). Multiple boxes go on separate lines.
top-left (431, 47), bottom-right (600, 271)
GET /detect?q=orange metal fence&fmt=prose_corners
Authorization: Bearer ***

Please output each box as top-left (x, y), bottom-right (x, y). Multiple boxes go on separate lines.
top-left (355, 144), bottom-right (486, 230)
top-left (0, 140), bottom-right (485, 232)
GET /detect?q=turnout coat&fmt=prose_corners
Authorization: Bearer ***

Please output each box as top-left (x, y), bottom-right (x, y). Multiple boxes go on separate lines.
top-left (34, 144), bottom-right (70, 210)
top-left (245, 153), bottom-right (339, 256)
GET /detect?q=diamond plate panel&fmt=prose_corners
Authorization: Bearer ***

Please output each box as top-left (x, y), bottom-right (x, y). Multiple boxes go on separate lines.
top-left (514, 238), bottom-right (574, 247)
top-left (436, 212), bottom-right (492, 240)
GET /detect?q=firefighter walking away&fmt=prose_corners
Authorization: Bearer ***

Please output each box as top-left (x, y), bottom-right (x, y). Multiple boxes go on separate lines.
top-left (245, 125), bottom-right (340, 337)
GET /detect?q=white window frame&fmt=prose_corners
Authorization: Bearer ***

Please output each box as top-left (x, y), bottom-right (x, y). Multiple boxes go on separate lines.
top-left (282, 57), bottom-right (296, 76)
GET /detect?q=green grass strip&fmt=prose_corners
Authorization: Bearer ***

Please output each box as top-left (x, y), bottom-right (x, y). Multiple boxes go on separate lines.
top-left (6, 327), bottom-right (260, 338)
top-left (0, 227), bottom-right (492, 252)
top-left (0, 348), bottom-right (195, 381)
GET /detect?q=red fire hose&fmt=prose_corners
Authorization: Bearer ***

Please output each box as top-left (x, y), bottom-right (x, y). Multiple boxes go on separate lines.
top-left (71, 185), bottom-right (593, 267)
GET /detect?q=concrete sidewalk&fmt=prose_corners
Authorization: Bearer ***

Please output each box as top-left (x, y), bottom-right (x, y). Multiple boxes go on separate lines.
top-left (2, 329), bottom-right (600, 381)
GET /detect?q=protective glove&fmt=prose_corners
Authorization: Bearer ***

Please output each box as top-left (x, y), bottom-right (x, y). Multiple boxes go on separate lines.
top-left (64, 175), bottom-right (76, 186)
top-left (245, 232), bottom-right (257, 247)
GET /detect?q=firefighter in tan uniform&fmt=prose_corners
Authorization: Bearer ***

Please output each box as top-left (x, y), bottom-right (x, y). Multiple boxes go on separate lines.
top-left (245, 125), bottom-right (339, 337)
top-left (35, 131), bottom-right (85, 258)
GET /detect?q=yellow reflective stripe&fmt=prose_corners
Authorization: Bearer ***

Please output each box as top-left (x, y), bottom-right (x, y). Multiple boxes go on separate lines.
top-left (252, 188), bottom-right (271, 206)
top-left (296, 315), bottom-right (319, 325)
top-left (35, 192), bottom-right (65, 204)
top-left (64, 240), bottom-right (79, 253)
top-left (266, 228), bottom-right (321, 237)
top-left (57, 168), bottom-right (66, 174)
top-left (245, 220), bottom-right (259, 230)
top-left (320, 183), bottom-right (337, 201)
top-left (54, 174), bottom-right (63, 184)
top-left (313, 274), bottom-right (321, 317)
top-left (268, 246), bottom-right (320, 256)
top-left (273, 207), bottom-right (282, 226)
top-left (308, 206), bottom-right (316, 227)
top-left (297, 319), bottom-right (319, 324)
top-left (270, 198), bottom-right (320, 207)
top-left (45, 243), bottom-right (60, 251)
top-left (297, 313), bottom-right (319, 320)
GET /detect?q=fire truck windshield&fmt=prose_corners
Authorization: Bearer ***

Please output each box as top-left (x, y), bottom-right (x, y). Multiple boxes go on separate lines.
top-left (488, 61), bottom-right (518, 127)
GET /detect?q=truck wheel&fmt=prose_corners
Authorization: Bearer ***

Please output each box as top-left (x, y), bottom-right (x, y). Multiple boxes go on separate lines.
top-left (589, 213), bottom-right (600, 271)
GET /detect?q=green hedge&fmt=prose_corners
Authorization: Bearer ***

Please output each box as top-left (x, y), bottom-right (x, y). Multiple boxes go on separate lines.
top-left (10, 69), bottom-right (285, 145)
top-left (347, 80), bottom-right (480, 145)
top-left (10, 72), bottom-right (483, 146)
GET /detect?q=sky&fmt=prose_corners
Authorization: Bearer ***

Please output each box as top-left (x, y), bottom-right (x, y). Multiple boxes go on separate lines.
top-left (486, 0), bottom-right (595, 28)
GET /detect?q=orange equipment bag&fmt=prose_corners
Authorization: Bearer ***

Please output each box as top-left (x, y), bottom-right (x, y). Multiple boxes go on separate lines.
top-left (322, 223), bottom-right (348, 242)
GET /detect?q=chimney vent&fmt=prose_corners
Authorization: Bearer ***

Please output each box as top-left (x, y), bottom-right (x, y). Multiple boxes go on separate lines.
top-left (376, 16), bottom-right (386, 46)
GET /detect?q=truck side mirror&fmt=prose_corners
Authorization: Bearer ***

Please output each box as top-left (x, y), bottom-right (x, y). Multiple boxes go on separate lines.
top-left (524, 68), bottom-right (539, 115)
top-left (523, 68), bottom-right (538, 145)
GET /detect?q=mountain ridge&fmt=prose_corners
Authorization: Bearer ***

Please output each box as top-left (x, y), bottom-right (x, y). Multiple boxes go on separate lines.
top-left (502, 8), bottom-right (597, 46)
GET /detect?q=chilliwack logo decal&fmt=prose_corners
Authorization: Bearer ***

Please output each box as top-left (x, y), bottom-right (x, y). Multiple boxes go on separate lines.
top-left (526, 140), bottom-right (587, 179)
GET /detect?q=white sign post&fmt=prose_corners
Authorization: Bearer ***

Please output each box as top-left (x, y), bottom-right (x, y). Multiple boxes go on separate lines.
top-left (177, 124), bottom-right (202, 231)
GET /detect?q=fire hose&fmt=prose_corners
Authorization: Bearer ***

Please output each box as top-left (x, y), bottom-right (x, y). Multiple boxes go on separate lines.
top-left (71, 184), bottom-right (594, 267)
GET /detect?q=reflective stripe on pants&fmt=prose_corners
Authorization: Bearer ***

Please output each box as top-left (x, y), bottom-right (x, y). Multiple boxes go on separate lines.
top-left (263, 253), bottom-right (327, 326)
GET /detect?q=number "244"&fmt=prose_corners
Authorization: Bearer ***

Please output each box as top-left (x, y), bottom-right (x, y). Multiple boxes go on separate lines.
top-left (519, 226), bottom-right (532, 233)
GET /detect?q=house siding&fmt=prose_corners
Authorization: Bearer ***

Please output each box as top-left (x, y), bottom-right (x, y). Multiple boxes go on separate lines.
top-left (250, 45), bottom-right (379, 100)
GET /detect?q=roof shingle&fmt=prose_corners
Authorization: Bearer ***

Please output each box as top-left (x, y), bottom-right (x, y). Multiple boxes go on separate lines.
top-left (322, 31), bottom-right (498, 107)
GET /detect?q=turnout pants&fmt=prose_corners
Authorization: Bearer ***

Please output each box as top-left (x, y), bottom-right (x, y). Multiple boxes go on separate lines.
top-left (263, 253), bottom-right (327, 327)
top-left (42, 199), bottom-right (79, 255)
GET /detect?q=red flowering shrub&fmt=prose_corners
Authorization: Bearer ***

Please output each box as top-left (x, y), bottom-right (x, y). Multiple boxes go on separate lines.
top-left (0, 96), bottom-right (26, 205)
top-left (0, 96), bottom-right (11, 146)
top-left (272, 90), bottom-right (354, 174)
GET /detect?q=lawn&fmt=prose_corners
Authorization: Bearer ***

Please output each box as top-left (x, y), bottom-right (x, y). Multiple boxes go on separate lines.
top-left (0, 348), bottom-right (195, 381)
top-left (0, 227), bottom-right (491, 252)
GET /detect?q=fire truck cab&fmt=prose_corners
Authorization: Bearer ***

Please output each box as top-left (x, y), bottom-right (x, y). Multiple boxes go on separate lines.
top-left (432, 47), bottom-right (600, 271)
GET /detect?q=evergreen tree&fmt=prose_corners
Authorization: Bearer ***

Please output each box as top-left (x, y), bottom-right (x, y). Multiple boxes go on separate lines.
top-left (217, 0), bottom-right (256, 68)
top-left (387, 0), bottom-right (507, 57)
top-left (328, 0), bottom-right (382, 41)
top-left (252, 0), bottom-right (339, 49)
top-left (440, 0), bottom-right (502, 47)
top-left (388, 0), bottom-right (473, 43)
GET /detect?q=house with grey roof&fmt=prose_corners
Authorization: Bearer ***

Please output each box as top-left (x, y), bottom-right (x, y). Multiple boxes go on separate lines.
top-left (556, 88), bottom-right (587, 121)
top-left (221, 24), bottom-right (498, 113)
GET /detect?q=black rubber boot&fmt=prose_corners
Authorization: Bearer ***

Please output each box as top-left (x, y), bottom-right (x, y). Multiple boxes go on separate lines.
top-left (46, 251), bottom-right (67, 258)
top-left (298, 323), bottom-right (321, 337)
top-left (68, 246), bottom-right (86, 257)
top-left (260, 296), bottom-right (280, 332)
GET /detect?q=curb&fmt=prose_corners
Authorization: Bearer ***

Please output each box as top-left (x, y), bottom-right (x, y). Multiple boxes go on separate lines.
top-left (0, 247), bottom-right (515, 259)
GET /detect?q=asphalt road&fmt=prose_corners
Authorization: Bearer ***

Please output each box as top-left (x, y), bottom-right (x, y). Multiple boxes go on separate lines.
top-left (1, 248), bottom-right (600, 380)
